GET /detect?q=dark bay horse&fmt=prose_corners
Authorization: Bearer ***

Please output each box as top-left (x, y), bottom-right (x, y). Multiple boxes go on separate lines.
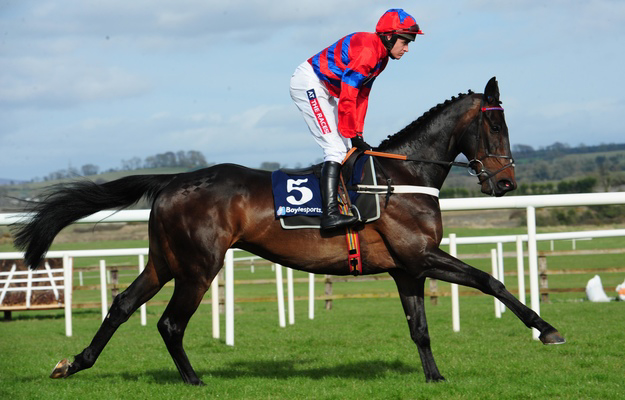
top-left (12, 77), bottom-right (565, 386)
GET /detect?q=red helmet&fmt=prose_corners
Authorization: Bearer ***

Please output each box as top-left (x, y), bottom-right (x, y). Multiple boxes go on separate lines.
top-left (376, 9), bottom-right (423, 42)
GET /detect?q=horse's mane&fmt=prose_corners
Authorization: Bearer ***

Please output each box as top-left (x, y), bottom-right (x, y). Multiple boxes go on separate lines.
top-left (378, 90), bottom-right (474, 149)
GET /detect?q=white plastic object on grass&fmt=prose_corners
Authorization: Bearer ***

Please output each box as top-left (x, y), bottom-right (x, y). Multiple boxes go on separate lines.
top-left (585, 275), bottom-right (611, 302)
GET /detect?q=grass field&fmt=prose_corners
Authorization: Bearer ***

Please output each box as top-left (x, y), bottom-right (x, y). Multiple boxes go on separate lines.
top-left (1, 225), bottom-right (624, 399)
top-left (1, 297), bottom-right (624, 399)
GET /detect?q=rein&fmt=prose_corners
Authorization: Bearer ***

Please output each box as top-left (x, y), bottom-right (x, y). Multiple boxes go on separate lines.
top-left (363, 150), bottom-right (472, 169)
top-left (364, 102), bottom-right (514, 185)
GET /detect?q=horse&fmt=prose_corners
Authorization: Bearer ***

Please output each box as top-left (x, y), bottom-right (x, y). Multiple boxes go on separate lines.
top-left (12, 77), bottom-right (565, 386)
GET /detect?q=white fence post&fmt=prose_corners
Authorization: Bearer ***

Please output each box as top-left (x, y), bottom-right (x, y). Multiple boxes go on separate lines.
top-left (44, 262), bottom-right (60, 301)
top-left (308, 273), bottom-right (315, 320)
top-left (287, 268), bottom-right (295, 325)
top-left (25, 269), bottom-right (33, 308)
top-left (275, 264), bottom-right (286, 328)
top-left (138, 254), bottom-right (147, 326)
top-left (99, 259), bottom-right (108, 321)
top-left (527, 206), bottom-right (541, 340)
top-left (516, 236), bottom-right (526, 305)
top-left (449, 234), bottom-right (460, 332)
top-left (0, 264), bottom-right (17, 304)
top-left (63, 255), bottom-right (73, 337)
top-left (225, 249), bottom-right (234, 346)
top-left (497, 242), bottom-right (505, 314)
top-left (211, 274), bottom-right (219, 339)
top-left (491, 249), bottom-right (501, 319)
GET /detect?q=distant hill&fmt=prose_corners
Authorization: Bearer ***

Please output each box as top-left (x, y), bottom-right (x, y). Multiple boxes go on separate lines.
top-left (0, 178), bottom-right (27, 186)
top-left (442, 142), bottom-right (625, 197)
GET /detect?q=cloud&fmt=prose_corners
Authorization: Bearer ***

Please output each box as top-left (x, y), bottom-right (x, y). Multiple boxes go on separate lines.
top-left (0, 102), bottom-right (311, 177)
top-left (0, 56), bottom-right (151, 108)
top-left (2, 0), bottom-right (624, 181)
top-left (4, 0), bottom-right (387, 48)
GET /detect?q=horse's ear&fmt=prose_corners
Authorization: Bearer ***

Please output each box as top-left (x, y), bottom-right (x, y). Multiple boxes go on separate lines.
top-left (483, 76), bottom-right (500, 104)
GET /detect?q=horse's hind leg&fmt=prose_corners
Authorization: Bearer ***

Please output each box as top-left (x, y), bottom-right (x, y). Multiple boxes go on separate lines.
top-left (50, 257), bottom-right (170, 379)
top-left (422, 248), bottom-right (565, 344)
top-left (157, 279), bottom-right (211, 386)
top-left (389, 270), bottom-right (445, 383)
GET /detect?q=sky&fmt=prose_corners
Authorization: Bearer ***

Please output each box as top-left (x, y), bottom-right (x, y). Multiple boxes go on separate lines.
top-left (1, 0), bottom-right (624, 181)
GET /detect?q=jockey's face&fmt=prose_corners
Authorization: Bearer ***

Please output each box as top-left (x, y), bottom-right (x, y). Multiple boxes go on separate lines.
top-left (390, 38), bottom-right (410, 60)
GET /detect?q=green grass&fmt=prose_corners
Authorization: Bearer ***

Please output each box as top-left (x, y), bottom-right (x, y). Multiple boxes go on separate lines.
top-left (1, 297), bottom-right (624, 399)
top-left (1, 225), bottom-right (624, 398)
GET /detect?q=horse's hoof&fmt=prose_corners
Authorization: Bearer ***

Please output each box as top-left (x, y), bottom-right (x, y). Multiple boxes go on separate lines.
top-left (50, 358), bottom-right (71, 379)
top-left (426, 375), bottom-right (446, 383)
top-left (539, 329), bottom-right (566, 345)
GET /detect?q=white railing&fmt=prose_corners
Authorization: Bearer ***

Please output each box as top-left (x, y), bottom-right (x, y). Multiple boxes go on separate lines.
top-left (442, 228), bottom-right (625, 337)
top-left (0, 262), bottom-right (64, 307)
top-left (0, 247), bottom-right (304, 345)
top-left (1, 192), bottom-right (625, 342)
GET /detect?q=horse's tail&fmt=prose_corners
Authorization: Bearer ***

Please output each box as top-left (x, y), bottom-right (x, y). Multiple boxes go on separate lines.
top-left (11, 174), bottom-right (176, 269)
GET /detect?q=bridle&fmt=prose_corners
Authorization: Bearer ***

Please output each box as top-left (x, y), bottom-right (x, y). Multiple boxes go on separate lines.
top-left (349, 97), bottom-right (517, 203)
top-left (464, 100), bottom-right (515, 187)
top-left (363, 99), bottom-right (515, 184)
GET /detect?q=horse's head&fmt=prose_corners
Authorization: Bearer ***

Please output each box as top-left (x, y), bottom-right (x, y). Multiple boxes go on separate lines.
top-left (460, 77), bottom-right (517, 197)
top-left (377, 78), bottom-right (517, 196)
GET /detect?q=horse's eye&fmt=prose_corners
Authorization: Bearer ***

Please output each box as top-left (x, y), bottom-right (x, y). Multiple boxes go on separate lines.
top-left (491, 124), bottom-right (501, 133)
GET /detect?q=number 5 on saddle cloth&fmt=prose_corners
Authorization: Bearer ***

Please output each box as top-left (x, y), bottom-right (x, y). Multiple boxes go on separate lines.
top-left (271, 155), bottom-right (381, 230)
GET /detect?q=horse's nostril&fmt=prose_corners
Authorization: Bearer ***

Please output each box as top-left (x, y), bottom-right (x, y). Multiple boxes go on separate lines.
top-left (498, 180), bottom-right (515, 191)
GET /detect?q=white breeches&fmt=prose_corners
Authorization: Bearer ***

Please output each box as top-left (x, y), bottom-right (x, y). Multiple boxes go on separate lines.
top-left (290, 61), bottom-right (352, 163)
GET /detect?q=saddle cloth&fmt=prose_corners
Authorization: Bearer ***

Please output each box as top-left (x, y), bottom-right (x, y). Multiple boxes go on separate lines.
top-left (271, 155), bottom-right (381, 230)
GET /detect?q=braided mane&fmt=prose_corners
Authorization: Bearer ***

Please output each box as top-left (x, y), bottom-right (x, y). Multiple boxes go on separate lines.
top-left (378, 90), bottom-right (474, 149)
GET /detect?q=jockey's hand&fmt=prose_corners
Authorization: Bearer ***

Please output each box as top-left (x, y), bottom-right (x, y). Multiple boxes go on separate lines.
top-left (351, 135), bottom-right (372, 151)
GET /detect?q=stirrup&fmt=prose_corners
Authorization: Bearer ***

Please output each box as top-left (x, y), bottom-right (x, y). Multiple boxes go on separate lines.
top-left (350, 205), bottom-right (362, 221)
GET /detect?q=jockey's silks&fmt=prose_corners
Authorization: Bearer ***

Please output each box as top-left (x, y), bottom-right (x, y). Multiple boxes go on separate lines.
top-left (308, 32), bottom-right (389, 139)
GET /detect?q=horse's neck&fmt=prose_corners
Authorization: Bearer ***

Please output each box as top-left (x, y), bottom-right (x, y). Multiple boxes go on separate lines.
top-left (395, 140), bottom-right (456, 189)
top-left (381, 109), bottom-right (467, 188)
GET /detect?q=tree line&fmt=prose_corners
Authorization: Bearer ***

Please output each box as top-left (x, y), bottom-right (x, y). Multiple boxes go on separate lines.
top-left (513, 153), bottom-right (625, 191)
top-left (35, 151), bottom-right (287, 183)
top-left (40, 150), bottom-right (211, 182)
top-left (512, 142), bottom-right (625, 159)
top-left (22, 142), bottom-right (625, 193)
top-left (441, 141), bottom-right (625, 198)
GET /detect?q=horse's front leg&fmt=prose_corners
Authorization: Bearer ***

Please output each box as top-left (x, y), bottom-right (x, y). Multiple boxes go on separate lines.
top-left (389, 269), bottom-right (445, 382)
top-left (421, 248), bottom-right (565, 344)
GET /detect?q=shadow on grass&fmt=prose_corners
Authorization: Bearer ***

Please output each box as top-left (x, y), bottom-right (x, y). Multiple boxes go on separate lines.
top-left (140, 358), bottom-right (418, 383)
top-left (21, 359), bottom-right (418, 385)
top-left (208, 358), bottom-right (417, 380)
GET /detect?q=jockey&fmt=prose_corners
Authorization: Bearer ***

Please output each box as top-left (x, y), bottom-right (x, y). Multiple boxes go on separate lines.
top-left (290, 8), bottom-right (423, 230)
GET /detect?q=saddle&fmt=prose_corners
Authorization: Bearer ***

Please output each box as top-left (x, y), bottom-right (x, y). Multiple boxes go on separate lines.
top-left (271, 154), bottom-right (381, 230)
top-left (271, 149), bottom-right (442, 275)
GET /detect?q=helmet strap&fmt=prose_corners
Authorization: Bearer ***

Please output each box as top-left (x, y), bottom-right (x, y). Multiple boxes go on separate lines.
top-left (378, 33), bottom-right (398, 57)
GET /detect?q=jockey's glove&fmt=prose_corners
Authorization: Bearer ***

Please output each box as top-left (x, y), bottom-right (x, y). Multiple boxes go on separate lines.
top-left (351, 135), bottom-right (372, 151)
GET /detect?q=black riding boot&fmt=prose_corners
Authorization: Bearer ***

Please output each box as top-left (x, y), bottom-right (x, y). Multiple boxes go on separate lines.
top-left (320, 161), bottom-right (359, 230)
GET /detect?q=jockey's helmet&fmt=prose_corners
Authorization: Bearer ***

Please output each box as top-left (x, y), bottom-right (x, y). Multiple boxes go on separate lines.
top-left (376, 9), bottom-right (423, 52)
